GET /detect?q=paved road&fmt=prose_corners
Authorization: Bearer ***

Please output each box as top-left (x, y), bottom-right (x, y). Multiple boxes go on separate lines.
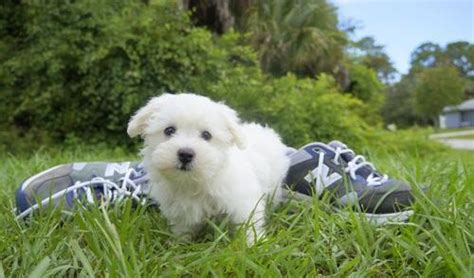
top-left (429, 130), bottom-right (474, 150)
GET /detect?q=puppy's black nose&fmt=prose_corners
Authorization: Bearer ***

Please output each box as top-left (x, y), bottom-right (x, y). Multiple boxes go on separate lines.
top-left (178, 148), bottom-right (195, 164)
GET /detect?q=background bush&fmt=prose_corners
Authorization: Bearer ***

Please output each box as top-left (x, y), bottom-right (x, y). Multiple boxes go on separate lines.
top-left (262, 74), bottom-right (371, 148)
top-left (1, 0), bottom-right (378, 150)
top-left (1, 0), bottom-right (234, 141)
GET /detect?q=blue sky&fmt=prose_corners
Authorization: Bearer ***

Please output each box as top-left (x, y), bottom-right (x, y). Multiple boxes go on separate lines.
top-left (332, 0), bottom-right (473, 74)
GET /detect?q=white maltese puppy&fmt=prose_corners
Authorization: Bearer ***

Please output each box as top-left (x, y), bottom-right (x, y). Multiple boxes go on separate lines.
top-left (127, 93), bottom-right (289, 244)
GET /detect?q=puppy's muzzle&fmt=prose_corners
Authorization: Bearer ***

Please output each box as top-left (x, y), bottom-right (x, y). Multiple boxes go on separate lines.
top-left (177, 148), bottom-right (195, 170)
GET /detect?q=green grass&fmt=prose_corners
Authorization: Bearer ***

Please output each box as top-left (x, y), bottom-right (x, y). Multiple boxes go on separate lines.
top-left (432, 127), bottom-right (474, 133)
top-left (0, 139), bottom-right (473, 276)
top-left (450, 134), bottom-right (474, 140)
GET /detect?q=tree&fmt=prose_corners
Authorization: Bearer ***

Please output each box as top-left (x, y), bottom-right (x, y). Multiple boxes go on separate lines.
top-left (180, 0), bottom-right (240, 34)
top-left (383, 41), bottom-right (473, 127)
top-left (445, 41), bottom-right (474, 77)
top-left (410, 42), bottom-right (444, 71)
top-left (413, 66), bottom-right (465, 125)
top-left (351, 36), bottom-right (397, 83)
top-left (179, 0), bottom-right (350, 88)
top-left (246, 0), bottom-right (347, 77)
top-left (381, 75), bottom-right (418, 127)
top-left (410, 41), bottom-right (474, 78)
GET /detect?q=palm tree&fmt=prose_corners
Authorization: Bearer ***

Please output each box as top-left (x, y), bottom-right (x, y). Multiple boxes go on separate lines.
top-left (246, 0), bottom-right (347, 77)
top-left (179, 0), bottom-right (347, 80)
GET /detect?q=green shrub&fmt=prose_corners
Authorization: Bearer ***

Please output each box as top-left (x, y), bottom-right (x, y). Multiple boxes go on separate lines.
top-left (204, 66), bottom-right (372, 148)
top-left (211, 70), bottom-right (372, 147)
top-left (346, 64), bottom-right (384, 102)
top-left (1, 0), bottom-right (377, 150)
top-left (260, 74), bottom-right (370, 148)
top-left (344, 63), bottom-right (385, 126)
top-left (0, 0), bottom-right (245, 141)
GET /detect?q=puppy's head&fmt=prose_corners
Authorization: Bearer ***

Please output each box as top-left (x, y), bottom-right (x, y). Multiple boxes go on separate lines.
top-left (128, 93), bottom-right (246, 183)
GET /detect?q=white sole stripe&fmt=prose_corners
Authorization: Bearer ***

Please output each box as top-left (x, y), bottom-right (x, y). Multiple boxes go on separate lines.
top-left (281, 188), bottom-right (414, 225)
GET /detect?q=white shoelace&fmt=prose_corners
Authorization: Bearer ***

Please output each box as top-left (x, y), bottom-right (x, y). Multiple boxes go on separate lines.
top-left (332, 144), bottom-right (388, 186)
top-left (16, 168), bottom-right (148, 219)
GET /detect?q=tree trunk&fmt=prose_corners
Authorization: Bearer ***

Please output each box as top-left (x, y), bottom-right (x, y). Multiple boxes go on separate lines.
top-left (180, 0), bottom-right (235, 34)
top-left (432, 116), bottom-right (440, 127)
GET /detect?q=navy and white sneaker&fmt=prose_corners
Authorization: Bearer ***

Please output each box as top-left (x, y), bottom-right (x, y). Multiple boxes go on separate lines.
top-left (284, 141), bottom-right (418, 224)
top-left (15, 162), bottom-right (151, 219)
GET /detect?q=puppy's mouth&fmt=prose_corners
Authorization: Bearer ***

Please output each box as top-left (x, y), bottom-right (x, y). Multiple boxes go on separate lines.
top-left (177, 163), bottom-right (193, 172)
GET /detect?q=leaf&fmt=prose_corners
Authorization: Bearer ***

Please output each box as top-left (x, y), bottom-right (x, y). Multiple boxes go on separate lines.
top-left (70, 240), bottom-right (96, 277)
top-left (28, 256), bottom-right (51, 278)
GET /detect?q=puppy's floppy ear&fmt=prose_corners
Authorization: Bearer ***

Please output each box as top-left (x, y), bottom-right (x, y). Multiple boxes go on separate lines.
top-left (219, 103), bottom-right (247, 149)
top-left (127, 94), bottom-right (171, 138)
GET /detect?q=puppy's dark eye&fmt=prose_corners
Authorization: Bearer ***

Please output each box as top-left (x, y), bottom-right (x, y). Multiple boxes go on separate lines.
top-left (164, 126), bottom-right (176, 136)
top-left (201, 131), bottom-right (212, 141)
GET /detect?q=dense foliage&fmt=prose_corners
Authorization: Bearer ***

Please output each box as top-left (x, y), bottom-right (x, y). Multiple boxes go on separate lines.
top-left (247, 0), bottom-right (347, 77)
top-left (413, 66), bottom-right (465, 123)
top-left (0, 0), bottom-right (377, 149)
top-left (350, 36), bottom-right (397, 84)
top-left (381, 76), bottom-right (418, 127)
top-left (1, 0), bottom-right (236, 141)
top-left (1, 0), bottom-right (471, 147)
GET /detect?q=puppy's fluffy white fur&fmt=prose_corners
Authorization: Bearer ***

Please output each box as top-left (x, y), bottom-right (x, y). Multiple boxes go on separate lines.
top-left (128, 93), bottom-right (289, 244)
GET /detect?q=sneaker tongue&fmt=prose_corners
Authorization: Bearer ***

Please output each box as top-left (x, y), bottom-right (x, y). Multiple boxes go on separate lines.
top-left (328, 141), bottom-right (380, 179)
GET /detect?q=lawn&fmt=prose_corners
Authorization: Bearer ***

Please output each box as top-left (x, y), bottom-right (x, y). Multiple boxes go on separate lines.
top-left (432, 127), bottom-right (474, 134)
top-left (0, 136), bottom-right (472, 276)
top-left (451, 134), bottom-right (474, 140)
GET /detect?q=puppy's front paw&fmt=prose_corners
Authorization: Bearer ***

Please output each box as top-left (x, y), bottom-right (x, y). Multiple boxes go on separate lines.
top-left (175, 233), bottom-right (193, 243)
top-left (171, 222), bottom-right (202, 242)
top-left (232, 201), bottom-right (267, 247)
top-left (245, 226), bottom-right (264, 247)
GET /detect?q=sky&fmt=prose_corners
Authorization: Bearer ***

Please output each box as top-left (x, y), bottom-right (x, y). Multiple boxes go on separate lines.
top-left (332, 0), bottom-right (473, 74)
